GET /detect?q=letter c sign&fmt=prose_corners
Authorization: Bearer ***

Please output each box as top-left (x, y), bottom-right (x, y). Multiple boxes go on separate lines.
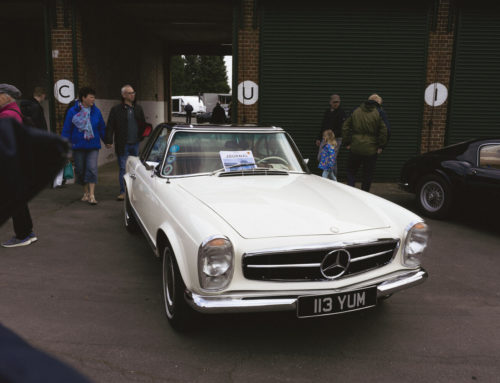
top-left (54, 79), bottom-right (75, 104)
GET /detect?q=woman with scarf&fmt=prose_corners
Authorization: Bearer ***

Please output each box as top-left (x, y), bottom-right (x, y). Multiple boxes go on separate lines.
top-left (62, 87), bottom-right (106, 205)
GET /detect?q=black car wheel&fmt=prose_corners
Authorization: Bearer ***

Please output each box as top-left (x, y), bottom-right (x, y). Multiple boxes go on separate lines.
top-left (124, 189), bottom-right (139, 233)
top-left (416, 174), bottom-right (453, 219)
top-left (162, 245), bottom-right (197, 330)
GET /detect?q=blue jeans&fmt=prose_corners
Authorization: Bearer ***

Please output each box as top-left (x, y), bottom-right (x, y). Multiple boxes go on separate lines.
top-left (73, 149), bottom-right (99, 184)
top-left (118, 143), bottom-right (140, 193)
top-left (322, 169), bottom-right (337, 181)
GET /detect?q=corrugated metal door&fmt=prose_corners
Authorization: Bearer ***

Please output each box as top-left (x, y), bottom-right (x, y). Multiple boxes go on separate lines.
top-left (259, 1), bottom-right (430, 180)
top-left (447, 5), bottom-right (500, 144)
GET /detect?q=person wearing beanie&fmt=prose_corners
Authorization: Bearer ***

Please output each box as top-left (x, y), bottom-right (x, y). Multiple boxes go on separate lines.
top-left (0, 83), bottom-right (23, 124)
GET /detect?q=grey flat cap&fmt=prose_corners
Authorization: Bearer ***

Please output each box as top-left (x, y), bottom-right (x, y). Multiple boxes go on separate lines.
top-left (0, 83), bottom-right (22, 98)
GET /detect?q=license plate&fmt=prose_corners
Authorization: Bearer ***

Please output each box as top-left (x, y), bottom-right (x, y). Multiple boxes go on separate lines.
top-left (297, 287), bottom-right (377, 318)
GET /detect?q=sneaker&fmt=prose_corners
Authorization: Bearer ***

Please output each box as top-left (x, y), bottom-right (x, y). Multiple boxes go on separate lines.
top-left (116, 193), bottom-right (125, 201)
top-left (28, 232), bottom-right (38, 243)
top-left (2, 233), bottom-right (36, 248)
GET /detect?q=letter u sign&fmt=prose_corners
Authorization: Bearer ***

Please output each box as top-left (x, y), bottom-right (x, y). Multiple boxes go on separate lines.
top-left (238, 81), bottom-right (259, 105)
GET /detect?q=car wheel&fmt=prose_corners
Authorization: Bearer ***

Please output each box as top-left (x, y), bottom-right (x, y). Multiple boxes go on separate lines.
top-left (162, 245), bottom-right (196, 330)
top-left (124, 189), bottom-right (139, 233)
top-left (416, 174), bottom-right (453, 219)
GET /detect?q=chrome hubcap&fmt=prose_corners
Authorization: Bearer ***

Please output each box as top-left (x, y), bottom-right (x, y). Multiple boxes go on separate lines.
top-left (163, 248), bottom-right (175, 317)
top-left (421, 181), bottom-right (444, 212)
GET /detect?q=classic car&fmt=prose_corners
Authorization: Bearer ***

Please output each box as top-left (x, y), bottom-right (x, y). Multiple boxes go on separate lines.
top-left (400, 138), bottom-right (500, 219)
top-left (124, 124), bottom-right (430, 329)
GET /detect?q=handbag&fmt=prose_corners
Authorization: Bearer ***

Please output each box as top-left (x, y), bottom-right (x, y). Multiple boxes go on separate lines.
top-left (63, 161), bottom-right (74, 180)
top-left (142, 123), bottom-right (152, 138)
top-left (53, 170), bottom-right (63, 188)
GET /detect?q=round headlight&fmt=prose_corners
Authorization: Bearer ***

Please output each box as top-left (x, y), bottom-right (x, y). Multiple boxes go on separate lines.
top-left (403, 222), bottom-right (430, 267)
top-left (198, 236), bottom-right (234, 291)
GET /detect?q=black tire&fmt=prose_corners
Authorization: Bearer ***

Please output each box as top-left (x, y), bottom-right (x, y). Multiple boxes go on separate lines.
top-left (124, 189), bottom-right (139, 233)
top-left (162, 245), bottom-right (197, 331)
top-left (416, 174), bottom-right (453, 219)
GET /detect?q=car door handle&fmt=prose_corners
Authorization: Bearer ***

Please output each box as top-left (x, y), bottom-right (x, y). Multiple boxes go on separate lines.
top-left (130, 173), bottom-right (136, 180)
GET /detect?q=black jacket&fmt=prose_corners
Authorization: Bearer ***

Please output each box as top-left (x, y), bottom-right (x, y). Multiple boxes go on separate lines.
top-left (318, 107), bottom-right (347, 140)
top-left (210, 105), bottom-right (227, 124)
top-left (20, 98), bottom-right (47, 131)
top-left (105, 103), bottom-right (146, 155)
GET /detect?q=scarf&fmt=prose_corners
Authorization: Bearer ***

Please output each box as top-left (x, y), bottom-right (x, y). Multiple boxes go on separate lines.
top-left (72, 102), bottom-right (94, 140)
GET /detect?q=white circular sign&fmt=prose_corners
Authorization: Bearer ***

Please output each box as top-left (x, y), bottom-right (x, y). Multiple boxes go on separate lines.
top-left (54, 79), bottom-right (75, 104)
top-left (425, 83), bottom-right (448, 107)
top-left (238, 80), bottom-right (259, 105)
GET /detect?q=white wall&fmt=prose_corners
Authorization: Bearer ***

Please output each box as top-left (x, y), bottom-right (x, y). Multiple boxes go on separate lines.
top-left (95, 99), bottom-right (166, 166)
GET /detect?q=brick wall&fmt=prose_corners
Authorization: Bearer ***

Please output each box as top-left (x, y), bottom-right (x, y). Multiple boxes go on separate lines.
top-left (237, 0), bottom-right (259, 124)
top-left (51, 0), bottom-right (87, 133)
top-left (421, 0), bottom-right (455, 152)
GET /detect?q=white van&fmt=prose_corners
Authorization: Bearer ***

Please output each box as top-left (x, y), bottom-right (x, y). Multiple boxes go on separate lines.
top-left (171, 96), bottom-right (206, 116)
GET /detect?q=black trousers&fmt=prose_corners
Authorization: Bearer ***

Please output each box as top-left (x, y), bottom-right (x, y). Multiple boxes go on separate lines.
top-left (12, 203), bottom-right (33, 239)
top-left (185, 113), bottom-right (192, 124)
top-left (346, 152), bottom-right (378, 192)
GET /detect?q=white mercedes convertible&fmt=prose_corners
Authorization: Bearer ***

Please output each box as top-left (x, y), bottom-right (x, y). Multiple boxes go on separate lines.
top-left (124, 124), bottom-right (429, 329)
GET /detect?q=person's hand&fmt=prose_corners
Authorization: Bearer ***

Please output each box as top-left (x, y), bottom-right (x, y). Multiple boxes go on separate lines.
top-left (346, 145), bottom-right (351, 150)
top-left (105, 144), bottom-right (112, 149)
top-left (315, 140), bottom-right (321, 147)
top-left (377, 148), bottom-right (383, 154)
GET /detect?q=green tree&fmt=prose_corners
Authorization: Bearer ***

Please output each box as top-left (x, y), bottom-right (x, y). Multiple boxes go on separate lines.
top-left (171, 55), bottom-right (229, 95)
top-left (170, 55), bottom-right (188, 95)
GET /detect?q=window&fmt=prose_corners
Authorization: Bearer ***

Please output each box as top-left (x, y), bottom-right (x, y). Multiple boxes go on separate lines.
top-left (479, 144), bottom-right (500, 170)
top-left (146, 127), bottom-right (170, 163)
top-left (161, 131), bottom-right (305, 176)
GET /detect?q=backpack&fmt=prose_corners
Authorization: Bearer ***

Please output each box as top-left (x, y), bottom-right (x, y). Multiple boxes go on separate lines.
top-left (4, 107), bottom-right (35, 127)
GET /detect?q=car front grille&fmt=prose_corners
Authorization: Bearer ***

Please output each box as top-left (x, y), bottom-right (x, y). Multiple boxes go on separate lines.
top-left (242, 240), bottom-right (399, 282)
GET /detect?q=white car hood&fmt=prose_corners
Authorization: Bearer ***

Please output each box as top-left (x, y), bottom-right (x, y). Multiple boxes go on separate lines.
top-left (178, 174), bottom-right (391, 239)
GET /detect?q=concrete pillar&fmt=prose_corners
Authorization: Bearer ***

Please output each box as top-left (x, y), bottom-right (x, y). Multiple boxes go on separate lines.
top-left (422, 0), bottom-right (455, 152)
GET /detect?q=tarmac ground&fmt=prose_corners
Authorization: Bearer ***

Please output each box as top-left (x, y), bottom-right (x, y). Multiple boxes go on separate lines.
top-left (1, 161), bottom-right (499, 382)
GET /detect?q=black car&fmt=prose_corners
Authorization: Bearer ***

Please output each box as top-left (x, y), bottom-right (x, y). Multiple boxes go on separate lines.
top-left (400, 139), bottom-right (500, 219)
top-left (196, 111), bottom-right (230, 124)
top-left (196, 111), bottom-right (212, 124)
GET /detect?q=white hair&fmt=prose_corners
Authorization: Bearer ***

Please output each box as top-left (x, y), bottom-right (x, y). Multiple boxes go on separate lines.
top-left (121, 84), bottom-right (133, 95)
top-left (368, 94), bottom-right (383, 104)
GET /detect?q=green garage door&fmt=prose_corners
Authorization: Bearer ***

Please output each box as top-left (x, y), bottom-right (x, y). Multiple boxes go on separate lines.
top-left (447, 5), bottom-right (500, 144)
top-left (259, 1), bottom-right (430, 180)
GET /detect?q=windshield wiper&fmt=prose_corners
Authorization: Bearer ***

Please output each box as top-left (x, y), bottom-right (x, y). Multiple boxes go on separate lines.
top-left (211, 163), bottom-right (258, 175)
top-left (211, 164), bottom-right (290, 176)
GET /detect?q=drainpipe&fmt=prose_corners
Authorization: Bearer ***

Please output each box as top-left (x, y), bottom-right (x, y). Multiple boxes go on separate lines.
top-left (232, 2), bottom-right (239, 124)
top-left (71, 0), bottom-right (79, 93)
top-left (43, 0), bottom-right (56, 133)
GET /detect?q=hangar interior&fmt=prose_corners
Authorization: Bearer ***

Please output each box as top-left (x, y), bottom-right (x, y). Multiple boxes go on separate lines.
top-left (2, 0), bottom-right (500, 180)
top-left (0, 0), bottom-right (233, 133)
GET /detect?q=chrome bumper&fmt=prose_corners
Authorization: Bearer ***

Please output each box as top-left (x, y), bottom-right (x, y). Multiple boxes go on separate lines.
top-left (185, 269), bottom-right (428, 314)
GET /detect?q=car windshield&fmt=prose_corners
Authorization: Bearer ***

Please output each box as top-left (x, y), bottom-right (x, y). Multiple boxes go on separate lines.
top-left (161, 131), bottom-right (305, 176)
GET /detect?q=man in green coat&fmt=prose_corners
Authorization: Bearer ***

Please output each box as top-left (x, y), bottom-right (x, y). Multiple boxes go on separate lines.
top-left (342, 95), bottom-right (388, 192)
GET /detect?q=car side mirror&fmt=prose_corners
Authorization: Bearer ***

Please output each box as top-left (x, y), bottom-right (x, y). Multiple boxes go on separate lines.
top-left (155, 163), bottom-right (162, 176)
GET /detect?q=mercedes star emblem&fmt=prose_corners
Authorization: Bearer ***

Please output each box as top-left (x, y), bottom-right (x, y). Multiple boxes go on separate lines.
top-left (320, 249), bottom-right (351, 279)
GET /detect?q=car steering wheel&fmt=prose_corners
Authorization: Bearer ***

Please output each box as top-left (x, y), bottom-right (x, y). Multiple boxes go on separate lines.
top-left (257, 156), bottom-right (289, 166)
